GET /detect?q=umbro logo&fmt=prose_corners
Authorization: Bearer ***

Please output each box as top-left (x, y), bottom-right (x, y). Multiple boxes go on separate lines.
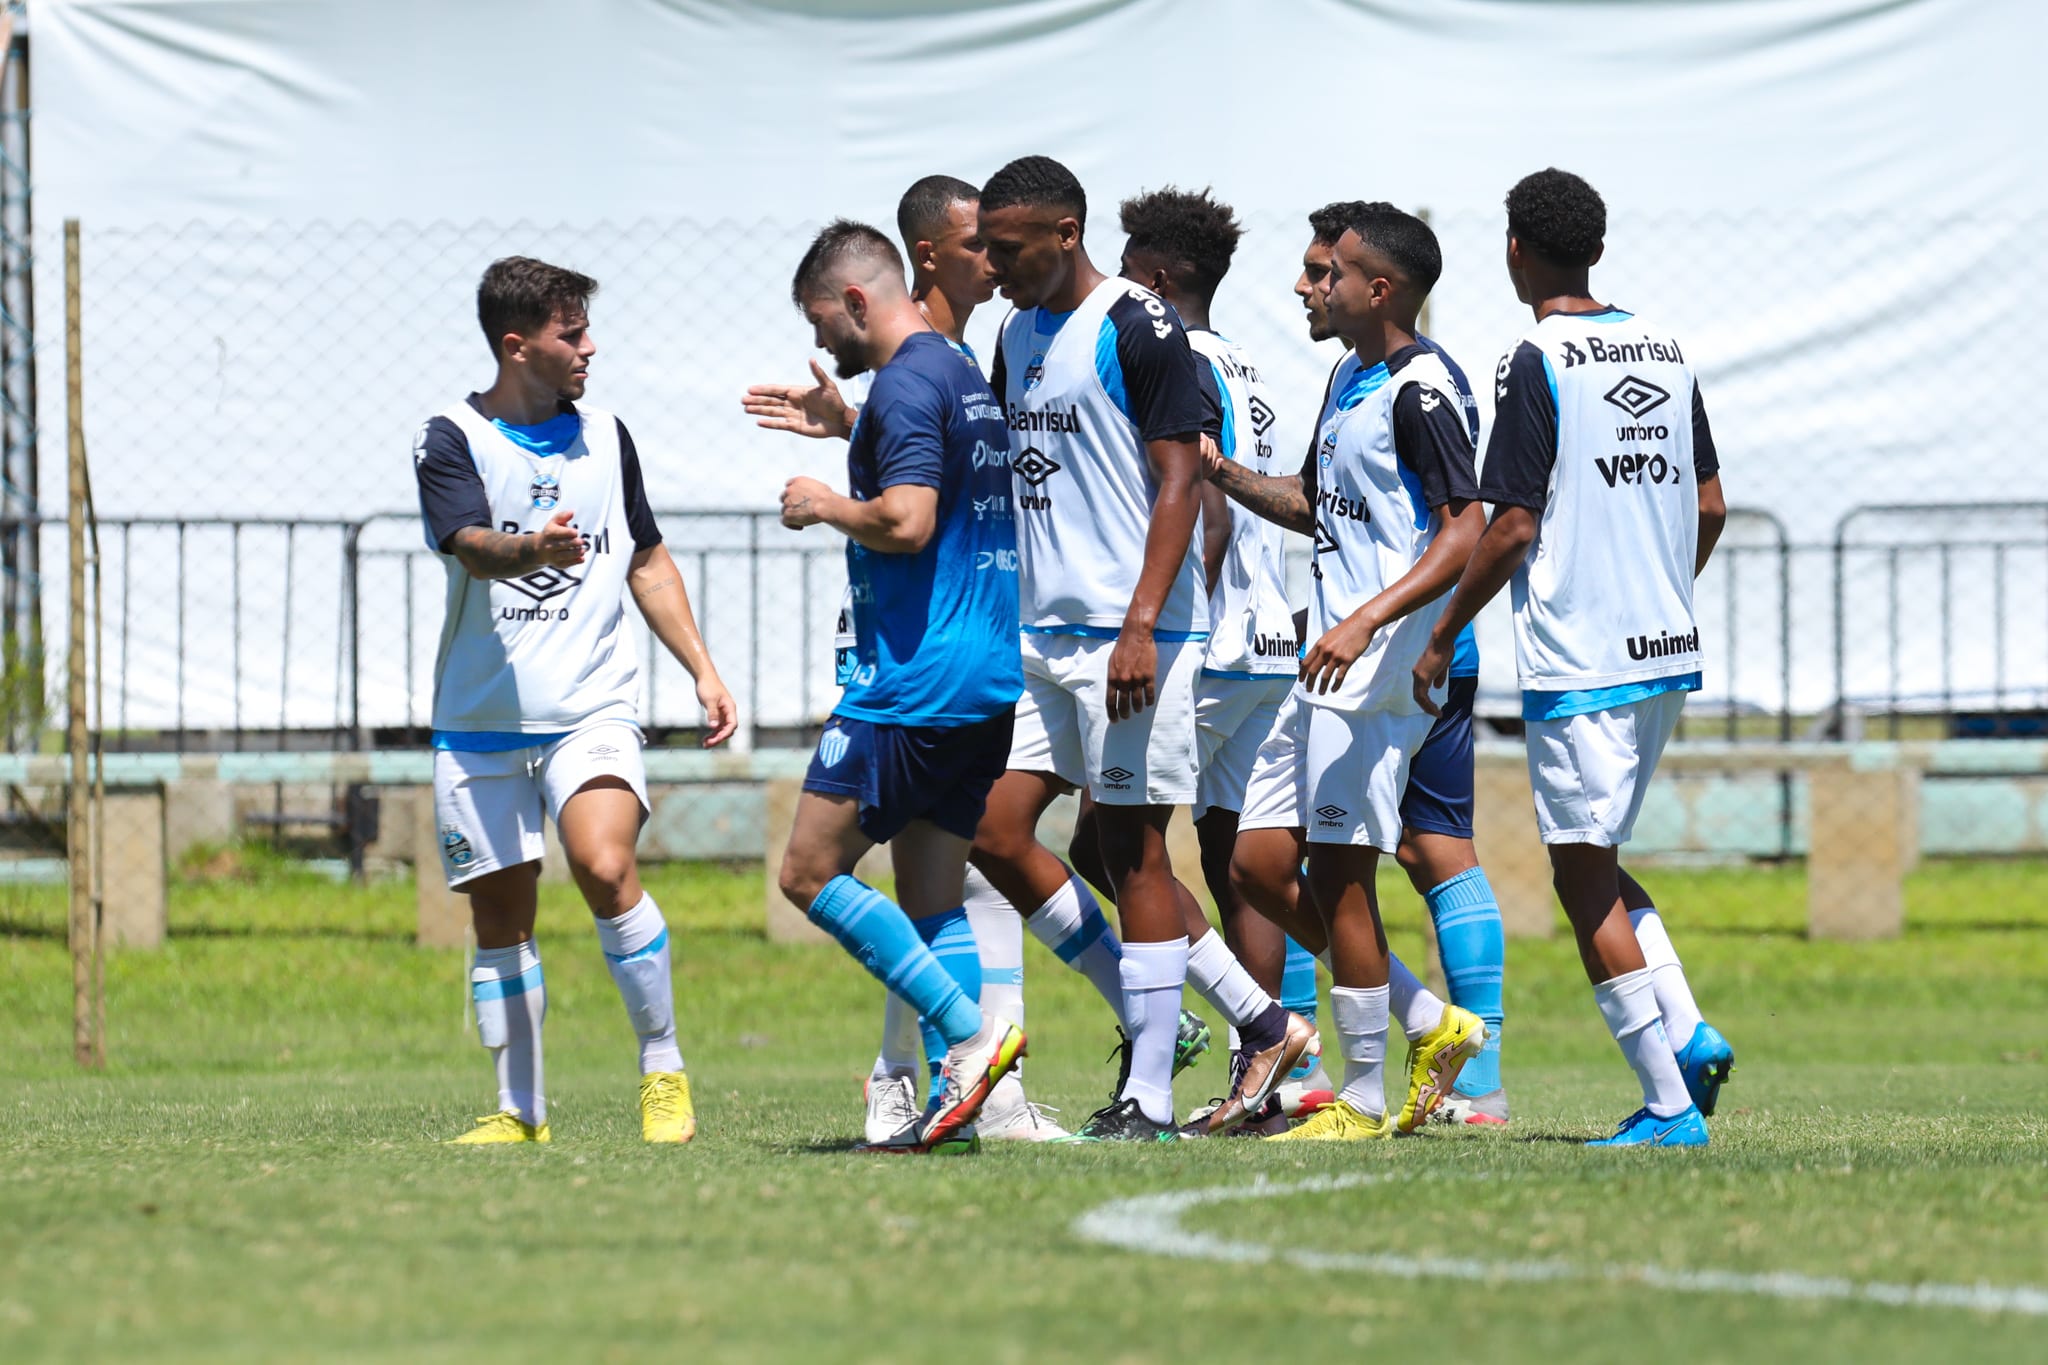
top-left (1014, 447), bottom-right (1062, 487)
top-left (1602, 375), bottom-right (1671, 420)
top-left (1101, 766), bottom-right (1134, 787)
top-left (1311, 520), bottom-right (1339, 558)
top-left (1315, 804), bottom-right (1347, 821)
top-left (588, 744), bottom-right (619, 761)
top-left (1247, 395), bottom-right (1276, 436)
top-left (504, 565), bottom-right (581, 603)
top-left (1418, 390), bottom-right (1440, 412)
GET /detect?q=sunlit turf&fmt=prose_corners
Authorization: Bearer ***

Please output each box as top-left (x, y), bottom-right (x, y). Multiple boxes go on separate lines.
top-left (3, 853), bottom-right (2045, 1362)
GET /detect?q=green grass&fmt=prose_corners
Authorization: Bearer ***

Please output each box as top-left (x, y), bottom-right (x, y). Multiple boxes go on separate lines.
top-left (3, 853), bottom-right (2047, 1363)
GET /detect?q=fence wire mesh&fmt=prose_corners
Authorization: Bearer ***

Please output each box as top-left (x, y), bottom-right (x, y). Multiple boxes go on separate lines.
top-left (1, 207), bottom-right (2044, 913)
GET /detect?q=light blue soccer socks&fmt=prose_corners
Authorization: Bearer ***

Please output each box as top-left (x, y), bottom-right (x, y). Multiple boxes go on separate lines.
top-left (807, 875), bottom-right (983, 1050)
top-left (471, 940), bottom-right (547, 1125)
top-left (912, 906), bottom-right (984, 1086)
top-left (594, 893), bottom-right (683, 1074)
top-left (1426, 867), bottom-right (1506, 1096)
top-left (1281, 936), bottom-right (1319, 1026)
top-left (1025, 871), bottom-right (1128, 1027)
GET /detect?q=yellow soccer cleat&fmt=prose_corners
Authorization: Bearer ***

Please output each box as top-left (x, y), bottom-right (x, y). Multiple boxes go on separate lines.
top-left (447, 1110), bottom-right (550, 1145)
top-left (1396, 1005), bottom-right (1487, 1133)
top-left (640, 1070), bottom-right (697, 1143)
top-left (1264, 1098), bottom-right (1394, 1142)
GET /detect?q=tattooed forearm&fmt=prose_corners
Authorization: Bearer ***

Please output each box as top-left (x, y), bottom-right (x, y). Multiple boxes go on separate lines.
top-left (633, 575), bottom-right (679, 599)
top-left (449, 527), bottom-right (538, 579)
top-left (1210, 459), bottom-right (1315, 535)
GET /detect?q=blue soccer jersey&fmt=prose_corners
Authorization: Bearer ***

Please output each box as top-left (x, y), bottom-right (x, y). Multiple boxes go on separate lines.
top-left (835, 332), bottom-right (1023, 727)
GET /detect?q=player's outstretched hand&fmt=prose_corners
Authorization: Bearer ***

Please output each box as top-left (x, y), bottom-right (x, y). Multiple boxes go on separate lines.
top-left (697, 675), bottom-right (739, 748)
top-left (536, 509), bottom-right (587, 566)
top-left (1411, 637), bottom-right (1451, 717)
top-left (743, 360), bottom-right (856, 440)
top-left (1300, 612), bottom-right (1376, 696)
top-left (1106, 627), bottom-right (1158, 723)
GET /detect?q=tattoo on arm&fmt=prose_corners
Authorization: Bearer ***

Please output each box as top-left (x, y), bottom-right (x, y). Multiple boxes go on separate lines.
top-left (633, 575), bottom-right (679, 600)
top-left (1211, 459), bottom-right (1315, 534)
top-left (449, 526), bottom-right (536, 579)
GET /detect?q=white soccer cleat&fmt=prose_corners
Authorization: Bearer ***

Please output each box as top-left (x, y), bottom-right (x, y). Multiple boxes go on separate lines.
top-left (863, 1071), bottom-right (921, 1145)
top-left (975, 1069), bottom-right (1069, 1141)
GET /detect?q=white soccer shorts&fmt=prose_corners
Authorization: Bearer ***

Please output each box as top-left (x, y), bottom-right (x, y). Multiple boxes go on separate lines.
top-left (1193, 672), bottom-right (1294, 820)
top-left (1237, 689), bottom-right (1306, 832)
top-left (1007, 632), bottom-right (1200, 805)
top-left (1303, 703), bottom-right (1434, 852)
top-left (1526, 689), bottom-right (1686, 847)
top-left (432, 720), bottom-right (650, 887)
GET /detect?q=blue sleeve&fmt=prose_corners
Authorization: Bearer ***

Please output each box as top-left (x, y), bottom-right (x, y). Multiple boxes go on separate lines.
top-left (1200, 358), bottom-right (1235, 462)
top-left (1477, 342), bottom-right (1558, 512)
top-left (616, 420), bottom-right (663, 550)
top-left (864, 367), bottom-right (947, 491)
top-left (413, 415), bottom-right (491, 553)
top-left (1100, 293), bottom-right (1214, 442)
top-left (1391, 383), bottom-right (1480, 510)
top-left (1691, 379), bottom-right (1720, 482)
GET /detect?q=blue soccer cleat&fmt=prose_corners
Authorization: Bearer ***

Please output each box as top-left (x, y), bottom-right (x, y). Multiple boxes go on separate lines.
top-left (1674, 1021), bottom-right (1734, 1116)
top-left (1587, 1105), bottom-right (1708, 1148)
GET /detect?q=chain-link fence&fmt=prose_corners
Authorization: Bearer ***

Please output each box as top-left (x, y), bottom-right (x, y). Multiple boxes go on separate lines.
top-left (3, 207), bottom-right (2044, 974)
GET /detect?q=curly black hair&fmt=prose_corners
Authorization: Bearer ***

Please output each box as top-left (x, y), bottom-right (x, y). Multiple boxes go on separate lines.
top-left (1118, 186), bottom-right (1243, 301)
top-left (896, 174), bottom-right (979, 255)
top-left (1307, 200), bottom-right (1368, 248)
top-left (789, 219), bottom-right (903, 308)
top-left (980, 155), bottom-right (1086, 230)
top-left (1339, 202), bottom-right (1442, 295)
top-left (1505, 168), bottom-right (1606, 268)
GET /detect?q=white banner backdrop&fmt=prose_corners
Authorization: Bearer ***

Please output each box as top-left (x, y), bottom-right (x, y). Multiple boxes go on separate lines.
top-left (21, 0), bottom-right (2048, 725)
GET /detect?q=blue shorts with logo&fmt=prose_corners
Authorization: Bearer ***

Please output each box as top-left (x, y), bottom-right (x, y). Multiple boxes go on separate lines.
top-left (1401, 675), bottom-right (1477, 840)
top-left (802, 708), bottom-right (1016, 844)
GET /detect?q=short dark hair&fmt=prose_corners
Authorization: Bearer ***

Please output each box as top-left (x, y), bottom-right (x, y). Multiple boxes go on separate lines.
top-left (979, 155), bottom-right (1087, 231)
top-left (1339, 202), bottom-right (1442, 295)
top-left (897, 174), bottom-right (980, 255)
top-left (1505, 168), bottom-right (1606, 268)
top-left (790, 219), bottom-right (904, 308)
top-left (1117, 186), bottom-right (1243, 302)
top-left (1308, 200), bottom-right (1368, 248)
top-left (477, 257), bottom-right (597, 359)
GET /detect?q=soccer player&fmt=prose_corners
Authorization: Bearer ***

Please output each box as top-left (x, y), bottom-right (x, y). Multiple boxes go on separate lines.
top-left (969, 155), bottom-right (1228, 1141)
top-left (742, 177), bottom-right (1060, 1142)
top-left (1206, 204), bottom-right (1488, 1141)
top-left (773, 220), bottom-right (1027, 1154)
top-left (1412, 168), bottom-right (1732, 1147)
top-left (1216, 201), bottom-right (1514, 1126)
top-left (1105, 185), bottom-right (1323, 1136)
top-left (415, 256), bottom-right (738, 1145)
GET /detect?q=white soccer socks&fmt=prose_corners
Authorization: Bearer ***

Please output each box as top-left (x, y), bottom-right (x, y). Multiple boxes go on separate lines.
top-left (1117, 937), bottom-right (1189, 1125)
top-left (875, 992), bottom-right (925, 1085)
top-left (1186, 926), bottom-right (1287, 1051)
top-left (1330, 984), bottom-right (1390, 1118)
top-left (1387, 951), bottom-right (1447, 1042)
top-left (1593, 967), bottom-right (1693, 1117)
top-left (471, 940), bottom-right (547, 1125)
top-left (1627, 905), bottom-right (1706, 1047)
top-left (594, 893), bottom-right (684, 1075)
top-left (1026, 870), bottom-right (1128, 1027)
top-left (965, 865), bottom-right (1027, 1028)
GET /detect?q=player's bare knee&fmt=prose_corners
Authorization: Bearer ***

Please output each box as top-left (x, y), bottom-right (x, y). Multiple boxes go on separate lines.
top-left (776, 846), bottom-right (833, 912)
top-left (569, 844), bottom-right (638, 913)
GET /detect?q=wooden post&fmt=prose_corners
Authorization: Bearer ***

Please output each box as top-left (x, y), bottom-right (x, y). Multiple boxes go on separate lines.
top-left (1808, 757), bottom-right (1915, 940)
top-left (63, 218), bottom-right (99, 1067)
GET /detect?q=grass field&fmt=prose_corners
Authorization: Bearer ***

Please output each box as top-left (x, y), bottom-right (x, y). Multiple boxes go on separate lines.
top-left (4, 851), bottom-right (2046, 1363)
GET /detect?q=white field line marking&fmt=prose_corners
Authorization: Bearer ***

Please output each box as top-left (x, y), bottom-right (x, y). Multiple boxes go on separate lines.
top-left (1072, 1173), bottom-right (2048, 1317)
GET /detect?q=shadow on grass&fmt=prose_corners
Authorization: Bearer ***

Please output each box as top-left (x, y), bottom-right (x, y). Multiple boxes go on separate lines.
top-left (168, 924), bottom-right (417, 944)
top-left (0, 915), bottom-right (62, 939)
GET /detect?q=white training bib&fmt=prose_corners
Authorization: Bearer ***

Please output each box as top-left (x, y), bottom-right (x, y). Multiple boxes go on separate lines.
top-left (1188, 328), bottom-right (1295, 676)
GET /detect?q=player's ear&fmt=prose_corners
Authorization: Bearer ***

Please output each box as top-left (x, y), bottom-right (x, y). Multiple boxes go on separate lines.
top-left (843, 283), bottom-right (868, 325)
top-left (1586, 241), bottom-right (1605, 268)
top-left (498, 331), bottom-right (525, 365)
top-left (914, 239), bottom-right (938, 274)
top-left (1056, 216), bottom-right (1081, 251)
